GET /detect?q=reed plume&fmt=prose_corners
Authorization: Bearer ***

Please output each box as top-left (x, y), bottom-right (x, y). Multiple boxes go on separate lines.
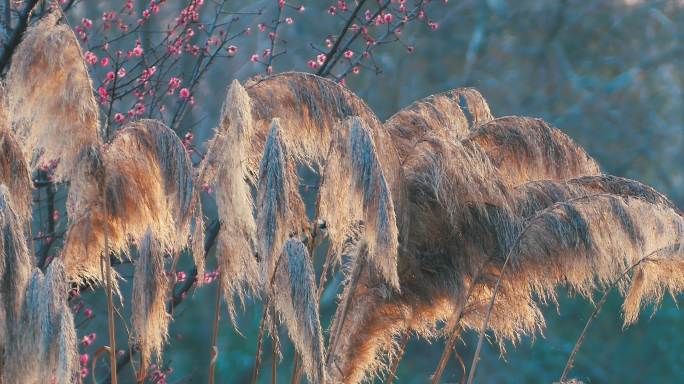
top-left (6, 12), bottom-right (100, 181)
top-left (256, 119), bottom-right (306, 284)
top-left (0, 185), bottom-right (33, 378)
top-left (464, 116), bottom-right (602, 186)
top-left (131, 229), bottom-right (170, 376)
top-left (61, 119), bottom-right (197, 282)
top-left (319, 117), bottom-right (400, 288)
top-left (323, 84), bottom-right (684, 382)
top-left (199, 80), bottom-right (259, 317)
top-left (3, 259), bottom-right (77, 383)
top-left (385, 87), bottom-right (493, 162)
top-left (244, 72), bottom-right (406, 227)
top-left (0, 87), bottom-right (31, 221)
top-left (272, 238), bottom-right (325, 383)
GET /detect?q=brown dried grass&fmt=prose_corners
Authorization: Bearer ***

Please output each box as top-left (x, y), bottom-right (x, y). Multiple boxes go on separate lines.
top-left (131, 229), bottom-right (170, 376)
top-left (319, 117), bottom-right (400, 288)
top-left (256, 119), bottom-right (307, 285)
top-left (199, 80), bottom-right (259, 318)
top-left (62, 120), bottom-right (196, 283)
top-left (0, 88), bottom-right (31, 222)
top-left (0, 185), bottom-right (33, 378)
top-left (464, 116), bottom-right (601, 186)
top-left (3, 259), bottom-right (77, 383)
top-left (272, 238), bottom-right (325, 383)
top-left (7, 12), bottom-right (100, 181)
top-left (385, 87), bottom-right (493, 163)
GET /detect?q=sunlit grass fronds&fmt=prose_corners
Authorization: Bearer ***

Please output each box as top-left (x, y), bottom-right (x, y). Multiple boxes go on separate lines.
top-left (0, 185), bottom-right (33, 376)
top-left (7, 12), bottom-right (100, 180)
top-left (403, 134), bottom-right (515, 262)
top-left (256, 119), bottom-right (306, 284)
top-left (62, 120), bottom-right (196, 282)
top-left (131, 230), bottom-right (170, 376)
top-left (497, 195), bottom-right (684, 338)
top-left (621, 245), bottom-right (684, 325)
top-left (385, 87), bottom-right (493, 162)
top-left (199, 80), bottom-right (259, 317)
top-left (0, 123), bottom-right (31, 221)
top-left (464, 116), bottom-right (601, 186)
top-left (512, 175), bottom-right (678, 219)
top-left (244, 72), bottom-right (394, 170)
top-left (55, 310), bottom-right (78, 384)
top-left (4, 259), bottom-right (76, 383)
top-left (319, 117), bottom-right (400, 288)
top-left (326, 253), bottom-right (455, 384)
top-left (2, 269), bottom-right (45, 382)
top-left (273, 238), bottom-right (325, 383)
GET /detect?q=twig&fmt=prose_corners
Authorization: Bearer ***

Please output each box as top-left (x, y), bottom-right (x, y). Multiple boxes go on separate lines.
top-left (325, 244), bottom-right (367, 366)
top-left (558, 251), bottom-right (663, 382)
top-left (101, 151), bottom-right (118, 384)
top-left (316, 0), bottom-right (368, 76)
top-left (208, 280), bottom-right (222, 384)
top-left (251, 309), bottom-right (268, 384)
top-left (431, 279), bottom-right (477, 384)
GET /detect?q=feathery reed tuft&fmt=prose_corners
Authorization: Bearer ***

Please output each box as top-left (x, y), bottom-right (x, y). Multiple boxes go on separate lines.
top-left (0, 87), bottom-right (31, 221)
top-left (0, 185), bottom-right (33, 377)
top-left (464, 116), bottom-right (601, 186)
top-left (7, 12), bottom-right (100, 180)
top-left (131, 230), bottom-right (170, 375)
top-left (244, 72), bottom-right (405, 223)
top-left (498, 195), bottom-right (684, 337)
top-left (61, 120), bottom-right (197, 282)
top-left (256, 119), bottom-right (306, 284)
top-left (199, 80), bottom-right (259, 317)
top-left (385, 87), bottom-right (493, 162)
top-left (3, 259), bottom-right (77, 383)
top-left (273, 238), bottom-right (325, 383)
top-left (319, 117), bottom-right (400, 288)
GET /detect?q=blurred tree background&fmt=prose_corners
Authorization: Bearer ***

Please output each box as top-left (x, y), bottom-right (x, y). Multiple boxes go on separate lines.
top-left (29, 0), bottom-right (684, 382)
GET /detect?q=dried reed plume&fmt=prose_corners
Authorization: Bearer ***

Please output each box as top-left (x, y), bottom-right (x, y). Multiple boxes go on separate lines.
top-left (3, 259), bottom-right (77, 383)
top-left (464, 116), bottom-right (602, 186)
top-left (385, 87), bottom-right (493, 162)
top-left (131, 229), bottom-right (170, 376)
top-left (272, 238), bottom-right (325, 383)
top-left (256, 119), bottom-right (306, 284)
top-left (199, 80), bottom-right (259, 317)
top-left (324, 85), bottom-right (684, 382)
top-left (244, 72), bottom-right (405, 223)
top-left (0, 185), bottom-right (33, 377)
top-left (7, 12), bottom-right (99, 181)
top-left (512, 175), bottom-right (678, 219)
top-left (0, 87), bottom-right (31, 221)
top-left (319, 117), bottom-right (400, 288)
top-left (61, 119), bottom-right (197, 282)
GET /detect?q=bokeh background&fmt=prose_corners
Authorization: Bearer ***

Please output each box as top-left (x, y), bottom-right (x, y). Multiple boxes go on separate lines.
top-left (51, 0), bottom-right (684, 382)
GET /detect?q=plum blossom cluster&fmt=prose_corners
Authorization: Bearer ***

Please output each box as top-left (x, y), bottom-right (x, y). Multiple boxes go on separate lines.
top-left (310, 0), bottom-right (446, 83)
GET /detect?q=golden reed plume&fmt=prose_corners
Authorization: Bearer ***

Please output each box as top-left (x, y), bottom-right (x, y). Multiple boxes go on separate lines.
top-left (272, 238), bottom-right (325, 383)
top-left (62, 119), bottom-right (198, 283)
top-left (326, 88), bottom-right (684, 383)
top-left (319, 117), bottom-right (400, 288)
top-left (3, 259), bottom-right (77, 383)
top-left (0, 185), bottom-right (34, 379)
top-left (7, 13), bottom-right (99, 181)
top-left (131, 230), bottom-right (170, 377)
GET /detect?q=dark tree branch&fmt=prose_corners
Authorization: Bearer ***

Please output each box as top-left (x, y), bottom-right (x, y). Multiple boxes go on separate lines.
top-left (316, 0), bottom-right (368, 77)
top-left (0, 0), bottom-right (40, 73)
